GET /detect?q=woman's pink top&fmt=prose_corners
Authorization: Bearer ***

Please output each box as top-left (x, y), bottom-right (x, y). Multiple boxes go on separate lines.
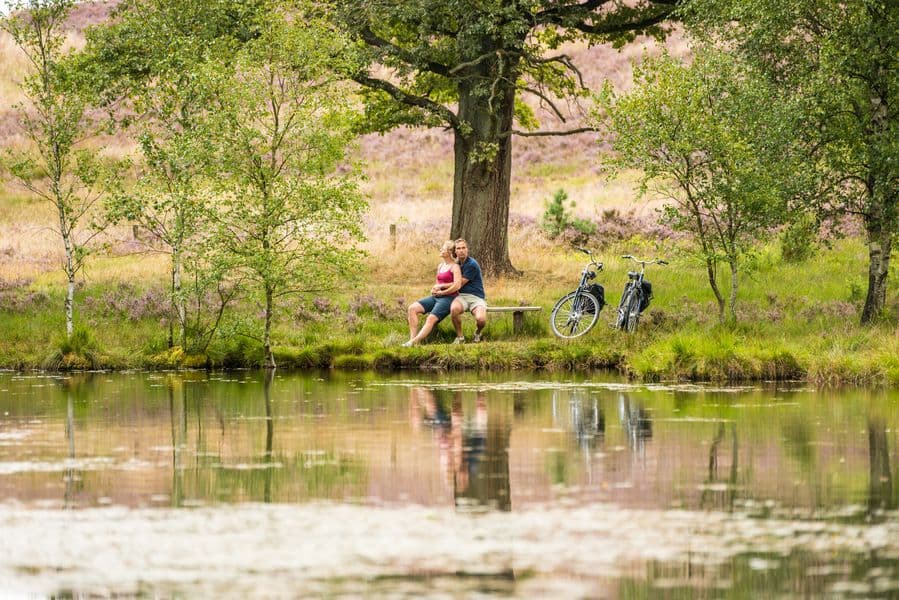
top-left (436, 265), bottom-right (458, 297)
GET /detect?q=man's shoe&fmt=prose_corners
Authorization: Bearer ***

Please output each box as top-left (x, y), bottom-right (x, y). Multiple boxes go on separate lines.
top-left (452, 336), bottom-right (465, 344)
top-left (472, 332), bottom-right (482, 343)
top-left (402, 340), bottom-right (413, 347)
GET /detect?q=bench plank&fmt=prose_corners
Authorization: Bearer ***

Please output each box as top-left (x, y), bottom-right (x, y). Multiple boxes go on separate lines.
top-left (485, 306), bottom-right (542, 333)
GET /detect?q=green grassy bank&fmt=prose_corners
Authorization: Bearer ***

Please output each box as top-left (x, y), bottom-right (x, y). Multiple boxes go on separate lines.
top-left (3, 236), bottom-right (899, 385)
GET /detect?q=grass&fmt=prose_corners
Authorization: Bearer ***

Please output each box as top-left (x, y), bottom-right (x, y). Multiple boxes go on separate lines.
top-left (0, 16), bottom-right (892, 383)
top-left (2, 225), bottom-right (899, 385)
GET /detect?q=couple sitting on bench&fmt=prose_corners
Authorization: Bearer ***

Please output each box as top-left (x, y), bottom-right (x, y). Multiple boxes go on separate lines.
top-left (403, 238), bottom-right (487, 346)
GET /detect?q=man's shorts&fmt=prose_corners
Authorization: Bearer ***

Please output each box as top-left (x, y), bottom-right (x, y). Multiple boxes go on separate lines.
top-left (455, 293), bottom-right (488, 313)
top-left (416, 295), bottom-right (454, 321)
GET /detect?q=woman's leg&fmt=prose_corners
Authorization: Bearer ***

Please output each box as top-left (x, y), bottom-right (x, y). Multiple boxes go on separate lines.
top-left (407, 302), bottom-right (425, 339)
top-left (410, 314), bottom-right (441, 345)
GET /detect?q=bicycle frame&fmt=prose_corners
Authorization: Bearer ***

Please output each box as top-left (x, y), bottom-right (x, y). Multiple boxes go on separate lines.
top-left (616, 254), bottom-right (667, 332)
top-left (549, 247), bottom-right (605, 339)
top-left (575, 247), bottom-right (603, 292)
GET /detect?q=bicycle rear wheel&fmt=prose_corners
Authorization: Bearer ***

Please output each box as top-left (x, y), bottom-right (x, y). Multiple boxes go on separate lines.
top-left (625, 290), bottom-right (642, 333)
top-left (550, 291), bottom-right (600, 339)
top-left (615, 286), bottom-right (634, 330)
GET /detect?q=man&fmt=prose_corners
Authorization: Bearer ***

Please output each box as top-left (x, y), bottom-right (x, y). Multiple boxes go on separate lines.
top-left (444, 238), bottom-right (487, 343)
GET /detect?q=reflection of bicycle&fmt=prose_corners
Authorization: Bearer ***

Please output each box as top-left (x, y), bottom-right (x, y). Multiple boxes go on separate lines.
top-left (550, 247), bottom-right (606, 339)
top-left (615, 255), bottom-right (667, 333)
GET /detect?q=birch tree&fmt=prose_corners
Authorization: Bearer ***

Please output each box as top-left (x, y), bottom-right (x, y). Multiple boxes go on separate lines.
top-left (208, 16), bottom-right (365, 368)
top-left (597, 50), bottom-right (798, 322)
top-left (2, 0), bottom-right (114, 338)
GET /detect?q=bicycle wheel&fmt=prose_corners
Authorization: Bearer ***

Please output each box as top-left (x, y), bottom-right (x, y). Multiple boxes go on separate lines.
top-left (625, 290), bottom-right (642, 333)
top-left (616, 286), bottom-right (634, 330)
top-left (550, 291), bottom-right (600, 339)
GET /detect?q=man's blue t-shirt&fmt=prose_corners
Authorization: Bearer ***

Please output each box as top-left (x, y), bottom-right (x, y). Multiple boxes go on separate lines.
top-left (459, 257), bottom-right (485, 299)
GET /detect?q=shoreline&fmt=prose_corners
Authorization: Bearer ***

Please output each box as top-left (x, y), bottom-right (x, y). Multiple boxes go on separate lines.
top-left (2, 338), bottom-right (896, 387)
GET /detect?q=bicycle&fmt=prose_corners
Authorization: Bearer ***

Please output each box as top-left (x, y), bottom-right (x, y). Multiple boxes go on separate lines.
top-left (550, 247), bottom-right (606, 339)
top-left (615, 254), bottom-right (667, 333)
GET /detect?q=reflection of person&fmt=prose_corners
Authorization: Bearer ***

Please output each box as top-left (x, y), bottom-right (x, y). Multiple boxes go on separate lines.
top-left (404, 241), bottom-right (462, 346)
top-left (448, 239), bottom-right (487, 344)
top-left (409, 387), bottom-right (509, 511)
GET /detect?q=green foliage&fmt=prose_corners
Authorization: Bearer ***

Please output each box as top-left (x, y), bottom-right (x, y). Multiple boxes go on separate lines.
top-left (596, 48), bottom-right (800, 322)
top-left (204, 15), bottom-right (367, 367)
top-left (1, 0), bottom-right (118, 338)
top-left (780, 214), bottom-right (818, 263)
top-left (44, 325), bottom-right (102, 370)
top-left (685, 0), bottom-right (899, 324)
top-left (541, 189), bottom-right (596, 241)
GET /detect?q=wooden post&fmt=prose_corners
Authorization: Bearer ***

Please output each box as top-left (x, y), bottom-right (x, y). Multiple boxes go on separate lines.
top-left (513, 310), bottom-right (524, 334)
top-left (389, 223), bottom-right (397, 250)
top-left (132, 224), bottom-right (139, 240)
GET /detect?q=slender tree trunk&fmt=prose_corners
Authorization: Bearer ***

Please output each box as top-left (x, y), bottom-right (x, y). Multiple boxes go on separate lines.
top-left (451, 75), bottom-right (518, 278)
top-left (172, 247), bottom-right (186, 348)
top-left (861, 216), bottom-right (892, 324)
top-left (263, 285), bottom-right (276, 369)
top-left (57, 200), bottom-right (76, 338)
top-left (728, 258), bottom-right (738, 323)
top-left (705, 257), bottom-right (726, 323)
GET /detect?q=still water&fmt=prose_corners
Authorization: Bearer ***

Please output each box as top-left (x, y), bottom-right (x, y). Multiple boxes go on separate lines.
top-left (0, 370), bottom-right (898, 597)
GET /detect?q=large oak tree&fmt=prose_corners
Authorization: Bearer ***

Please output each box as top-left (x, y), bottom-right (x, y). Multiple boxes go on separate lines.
top-left (332, 0), bottom-right (679, 276)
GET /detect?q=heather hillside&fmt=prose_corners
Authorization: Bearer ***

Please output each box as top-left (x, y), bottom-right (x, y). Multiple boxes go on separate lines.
top-left (0, 1), bottom-right (688, 269)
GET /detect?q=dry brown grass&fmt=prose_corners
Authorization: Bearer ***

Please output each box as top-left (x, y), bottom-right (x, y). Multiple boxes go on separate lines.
top-left (1, 6), bottom-right (689, 284)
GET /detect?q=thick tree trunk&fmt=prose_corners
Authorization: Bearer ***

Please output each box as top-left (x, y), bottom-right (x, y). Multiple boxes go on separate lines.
top-left (451, 78), bottom-right (518, 278)
top-left (861, 217), bottom-right (892, 324)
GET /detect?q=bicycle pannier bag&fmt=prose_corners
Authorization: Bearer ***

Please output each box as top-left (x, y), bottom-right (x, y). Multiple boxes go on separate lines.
top-left (640, 280), bottom-right (653, 312)
top-left (584, 283), bottom-right (605, 313)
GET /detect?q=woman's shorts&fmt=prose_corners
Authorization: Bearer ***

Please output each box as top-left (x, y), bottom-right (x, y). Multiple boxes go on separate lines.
top-left (416, 295), bottom-right (455, 321)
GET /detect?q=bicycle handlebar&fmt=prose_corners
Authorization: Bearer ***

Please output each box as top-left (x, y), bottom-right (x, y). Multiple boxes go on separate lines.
top-left (574, 247), bottom-right (603, 270)
top-left (622, 255), bottom-right (668, 266)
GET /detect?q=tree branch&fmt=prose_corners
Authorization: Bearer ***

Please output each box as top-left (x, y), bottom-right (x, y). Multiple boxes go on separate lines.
top-left (352, 72), bottom-right (460, 130)
top-left (537, 1), bottom-right (678, 35)
top-left (504, 126), bottom-right (596, 138)
top-left (520, 85), bottom-right (567, 122)
top-left (360, 26), bottom-right (451, 78)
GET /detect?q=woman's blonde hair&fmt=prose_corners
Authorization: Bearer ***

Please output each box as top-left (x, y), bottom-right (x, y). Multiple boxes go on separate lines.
top-left (440, 240), bottom-right (456, 258)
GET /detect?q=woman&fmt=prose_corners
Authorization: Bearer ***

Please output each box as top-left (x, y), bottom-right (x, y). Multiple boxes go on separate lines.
top-left (403, 240), bottom-right (462, 346)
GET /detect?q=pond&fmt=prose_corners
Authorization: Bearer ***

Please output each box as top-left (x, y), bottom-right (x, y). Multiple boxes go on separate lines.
top-left (0, 370), bottom-right (898, 597)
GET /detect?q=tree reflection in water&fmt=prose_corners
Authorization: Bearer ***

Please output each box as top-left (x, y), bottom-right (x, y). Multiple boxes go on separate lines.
top-left (868, 418), bottom-right (894, 516)
top-left (263, 369), bottom-right (274, 503)
top-left (700, 422), bottom-right (739, 512)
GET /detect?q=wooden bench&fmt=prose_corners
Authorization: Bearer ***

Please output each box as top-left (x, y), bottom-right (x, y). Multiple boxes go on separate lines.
top-left (486, 305), bottom-right (542, 334)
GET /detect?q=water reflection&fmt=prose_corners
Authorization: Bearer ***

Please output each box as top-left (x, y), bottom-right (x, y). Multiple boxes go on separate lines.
top-left (410, 387), bottom-right (511, 511)
top-left (3, 373), bottom-right (899, 596)
top-left (0, 372), bottom-right (897, 516)
top-left (868, 418), bottom-right (895, 515)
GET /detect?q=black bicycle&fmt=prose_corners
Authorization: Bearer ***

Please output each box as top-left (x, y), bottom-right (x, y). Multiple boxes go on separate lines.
top-left (550, 247), bottom-right (606, 339)
top-left (615, 255), bottom-right (667, 333)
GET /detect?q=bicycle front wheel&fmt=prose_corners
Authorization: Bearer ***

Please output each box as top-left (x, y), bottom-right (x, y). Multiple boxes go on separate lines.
top-left (550, 291), bottom-right (600, 339)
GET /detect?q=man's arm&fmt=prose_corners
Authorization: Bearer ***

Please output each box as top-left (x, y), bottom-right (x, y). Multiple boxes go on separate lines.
top-left (434, 275), bottom-right (468, 296)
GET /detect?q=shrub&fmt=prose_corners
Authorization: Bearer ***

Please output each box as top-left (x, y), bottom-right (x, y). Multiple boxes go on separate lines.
top-left (781, 214), bottom-right (818, 262)
top-left (542, 189), bottom-right (596, 242)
